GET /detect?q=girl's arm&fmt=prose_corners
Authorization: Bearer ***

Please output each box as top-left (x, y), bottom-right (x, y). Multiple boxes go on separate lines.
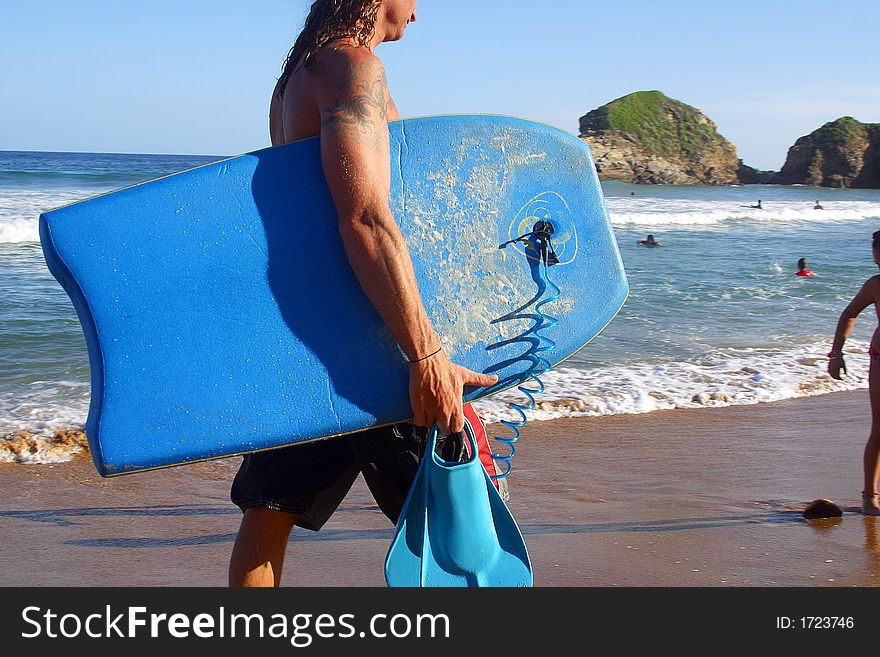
top-left (829, 278), bottom-right (878, 379)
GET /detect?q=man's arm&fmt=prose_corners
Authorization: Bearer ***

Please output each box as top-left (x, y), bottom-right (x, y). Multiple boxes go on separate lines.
top-left (314, 48), bottom-right (496, 433)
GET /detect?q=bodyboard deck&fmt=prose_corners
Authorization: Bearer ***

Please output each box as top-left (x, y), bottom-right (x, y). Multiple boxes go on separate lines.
top-left (39, 115), bottom-right (627, 475)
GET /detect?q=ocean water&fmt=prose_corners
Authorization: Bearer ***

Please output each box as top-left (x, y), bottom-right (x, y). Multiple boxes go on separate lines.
top-left (3, 150), bottom-right (880, 462)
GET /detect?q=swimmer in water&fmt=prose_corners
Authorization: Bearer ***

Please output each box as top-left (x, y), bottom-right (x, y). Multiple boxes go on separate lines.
top-left (814, 200), bottom-right (824, 210)
top-left (828, 230), bottom-right (880, 515)
top-left (636, 234), bottom-right (662, 247)
top-left (796, 257), bottom-right (815, 277)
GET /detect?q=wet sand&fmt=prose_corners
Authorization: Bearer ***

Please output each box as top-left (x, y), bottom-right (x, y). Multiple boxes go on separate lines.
top-left (1, 390), bottom-right (879, 587)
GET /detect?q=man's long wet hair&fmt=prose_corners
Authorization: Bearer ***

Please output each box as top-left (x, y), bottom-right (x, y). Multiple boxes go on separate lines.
top-left (873, 230), bottom-right (880, 251)
top-left (276, 0), bottom-right (384, 99)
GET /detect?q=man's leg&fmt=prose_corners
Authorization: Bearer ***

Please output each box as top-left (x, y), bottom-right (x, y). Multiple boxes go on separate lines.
top-left (229, 437), bottom-right (362, 587)
top-left (229, 507), bottom-right (301, 587)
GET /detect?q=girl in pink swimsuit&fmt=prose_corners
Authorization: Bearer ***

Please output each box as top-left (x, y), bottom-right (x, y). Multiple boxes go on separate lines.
top-left (829, 230), bottom-right (880, 515)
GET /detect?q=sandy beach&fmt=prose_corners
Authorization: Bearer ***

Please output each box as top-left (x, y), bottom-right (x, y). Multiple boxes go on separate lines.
top-left (1, 390), bottom-right (878, 587)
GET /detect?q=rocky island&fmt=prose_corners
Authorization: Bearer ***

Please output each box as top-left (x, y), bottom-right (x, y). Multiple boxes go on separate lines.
top-left (772, 116), bottom-right (880, 188)
top-left (578, 92), bottom-right (879, 188)
top-left (578, 90), bottom-right (742, 185)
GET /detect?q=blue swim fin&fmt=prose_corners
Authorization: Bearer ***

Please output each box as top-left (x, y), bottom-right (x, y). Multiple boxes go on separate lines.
top-left (384, 420), bottom-right (532, 587)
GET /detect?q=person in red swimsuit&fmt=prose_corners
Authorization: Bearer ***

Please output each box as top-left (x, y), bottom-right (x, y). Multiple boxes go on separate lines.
top-left (796, 257), bottom-right (815, 277)
top-left (828, 230), bottom-right (880, 515)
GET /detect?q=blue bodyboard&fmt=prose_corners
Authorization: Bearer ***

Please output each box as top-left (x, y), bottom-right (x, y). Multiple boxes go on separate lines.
top-left (39, 115), bottom-right (627, 475)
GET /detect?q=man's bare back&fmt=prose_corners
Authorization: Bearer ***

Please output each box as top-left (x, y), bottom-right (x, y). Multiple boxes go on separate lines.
top-left (269, 43), bottom-right (400, 146)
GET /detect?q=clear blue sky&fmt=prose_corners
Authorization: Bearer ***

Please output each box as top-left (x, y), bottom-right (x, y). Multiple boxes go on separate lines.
top-left (2, 0), bottom-right (878, 170)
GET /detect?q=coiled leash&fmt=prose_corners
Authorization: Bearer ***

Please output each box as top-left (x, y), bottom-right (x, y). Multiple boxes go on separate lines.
top-left (490, 220), bottom-right (560, 478)
top-left (384, 219), bottom-right (558, 588)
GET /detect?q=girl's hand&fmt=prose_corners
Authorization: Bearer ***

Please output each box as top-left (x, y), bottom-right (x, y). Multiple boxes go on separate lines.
top-left (828, 356), bottom-right (847, 380)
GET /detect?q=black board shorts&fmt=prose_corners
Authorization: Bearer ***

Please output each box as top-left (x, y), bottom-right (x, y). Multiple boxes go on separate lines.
top-left (231, 422), bottom-right (468, 531)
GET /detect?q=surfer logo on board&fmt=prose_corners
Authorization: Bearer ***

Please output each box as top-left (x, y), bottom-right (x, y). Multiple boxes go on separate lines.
top-left (503, 191), bottom-right (577, 266)
top-left (529, 220), bottom-right (560, 266)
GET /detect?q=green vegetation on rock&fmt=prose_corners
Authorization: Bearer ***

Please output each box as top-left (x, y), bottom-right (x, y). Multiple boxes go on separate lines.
top-left (774, 116), bottom-right (880, 188)
top-left (578, 92), bottom-right (880, 188)
top-left (808, 116), bottom-right (874, 147)
top-left (578, 90), bottom-right (740, 185)
top-left (581, 90), bottom-right (722, 159)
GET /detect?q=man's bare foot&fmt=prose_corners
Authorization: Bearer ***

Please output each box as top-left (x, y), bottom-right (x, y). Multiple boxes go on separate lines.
top-left (862, 491), bottom-right (880, 516)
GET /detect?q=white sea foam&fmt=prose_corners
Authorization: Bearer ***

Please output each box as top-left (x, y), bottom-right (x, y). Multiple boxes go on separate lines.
top-left (0, 188), bottom-right (98, 243)
top-left (0, 216), bottom-right (38, 243)
top-left (0, 380), bottom-right (89, 439)
top-left (0, 434), bottom-right (86, 464)
top-left (605, 198), bottom-right (880, 227)
top-left (0, 341), bottom-right (871, 463)
top-left (472, 339), bottom-right (870, 425)
top-left (0, 378), bottom-right (89, 464)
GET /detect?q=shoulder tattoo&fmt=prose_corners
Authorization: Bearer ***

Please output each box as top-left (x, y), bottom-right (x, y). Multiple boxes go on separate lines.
top-left (321, 60), bottom-right (389, 147)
